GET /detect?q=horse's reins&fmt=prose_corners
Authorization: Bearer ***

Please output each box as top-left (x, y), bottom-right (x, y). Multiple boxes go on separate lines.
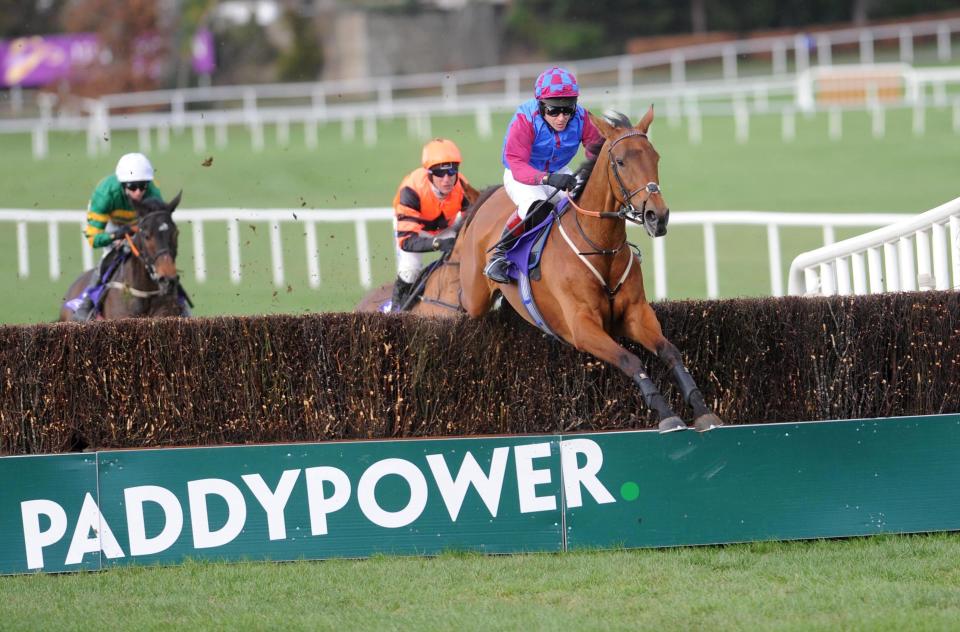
top-left (551, 130), bottom-right (659, 302)
top-left (107, 215), bottom-right (177, 298)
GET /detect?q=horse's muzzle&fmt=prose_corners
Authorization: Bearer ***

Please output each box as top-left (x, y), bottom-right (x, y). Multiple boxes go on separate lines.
top-left (158, 275), bottom-right (179, 296)
top-left (644, 207), bottom-right (669, 238)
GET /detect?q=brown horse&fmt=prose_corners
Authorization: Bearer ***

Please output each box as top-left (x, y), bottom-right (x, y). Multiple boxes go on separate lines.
top-left (59, 193), bottom-right (188, 321)
top-left (458, 108), bottom-right (722, 433)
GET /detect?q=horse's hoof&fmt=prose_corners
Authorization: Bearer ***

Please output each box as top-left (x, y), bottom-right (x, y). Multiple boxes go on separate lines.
top-left (658, 417), bottom-right (688, 433)
top-left (694, 413), bottom-right (723, 433)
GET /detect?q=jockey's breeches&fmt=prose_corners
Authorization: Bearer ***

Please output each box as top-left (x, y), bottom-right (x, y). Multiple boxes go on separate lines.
top-left (503, 168), bottom-right (572, 220)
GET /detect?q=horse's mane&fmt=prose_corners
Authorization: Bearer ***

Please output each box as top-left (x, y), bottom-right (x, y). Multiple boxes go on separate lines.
top-left (460, 184), bottom-right (502, 232)
top-left (571, 110), bottom-right (635, 201)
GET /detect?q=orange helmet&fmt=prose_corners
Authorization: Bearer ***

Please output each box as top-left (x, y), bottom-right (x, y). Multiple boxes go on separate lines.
top-left (421, 138), bottom-right (462, 170)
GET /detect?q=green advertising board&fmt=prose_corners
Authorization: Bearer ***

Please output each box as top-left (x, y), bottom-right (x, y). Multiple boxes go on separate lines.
top-left (2, 414), bottom-right (959, 575)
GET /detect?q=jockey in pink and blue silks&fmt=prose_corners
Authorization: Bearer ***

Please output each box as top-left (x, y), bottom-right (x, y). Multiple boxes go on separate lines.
top-left (484, 66), bottom-right (604, 284)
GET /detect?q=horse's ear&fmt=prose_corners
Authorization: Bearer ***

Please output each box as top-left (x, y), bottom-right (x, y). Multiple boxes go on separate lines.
top-left (588, 112), bottom-right (617, 140)
top-left (637, 104), bottom-right (655, 134)
top-left (167, 190), bottom-right (182, 213)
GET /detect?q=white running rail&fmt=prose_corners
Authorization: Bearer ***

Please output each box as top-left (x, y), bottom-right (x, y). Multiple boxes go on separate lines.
top-left (2, 209), bottom-right (913, 299)
top-left (787, 195), bottom-right (960, 295)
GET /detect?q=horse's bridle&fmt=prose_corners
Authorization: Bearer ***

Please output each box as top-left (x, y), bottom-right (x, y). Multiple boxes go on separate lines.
top-left (123, 212), bottom-right (177, 286)
top-left (567, 129), bottom-right (663, 226)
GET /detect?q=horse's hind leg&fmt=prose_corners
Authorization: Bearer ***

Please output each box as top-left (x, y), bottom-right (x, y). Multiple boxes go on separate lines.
top-left (568, 311), bottom-right (685, 432)
top-left (623, 303), bottom-right (723, 432)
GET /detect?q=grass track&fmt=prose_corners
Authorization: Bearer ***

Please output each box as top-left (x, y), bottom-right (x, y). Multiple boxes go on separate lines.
top-left (2, 534), bottom-right (960, 630)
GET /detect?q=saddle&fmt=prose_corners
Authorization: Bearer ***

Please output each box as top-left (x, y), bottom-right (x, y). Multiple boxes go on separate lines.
top-left (504, 197), bottom-right (570, 283)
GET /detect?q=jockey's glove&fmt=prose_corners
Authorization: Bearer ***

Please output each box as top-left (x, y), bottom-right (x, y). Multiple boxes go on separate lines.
top-left (111, 225), bottom-right (135, 241)
top-left (433, 237), bottom-right (456, 254)
top-left (544, 173), bottom-right (578, 191)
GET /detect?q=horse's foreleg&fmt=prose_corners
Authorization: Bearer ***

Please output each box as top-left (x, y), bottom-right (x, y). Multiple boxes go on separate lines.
top-left (657, 341), bottom-right (723, 432)
top-left (623, 303), bottom-right (723, 432)
top-left (568, 313), bottom-right (685, 432)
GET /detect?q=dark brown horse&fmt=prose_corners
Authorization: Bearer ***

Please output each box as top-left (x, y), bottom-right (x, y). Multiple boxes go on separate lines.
top-left (458, 108), bottom-right (722, 433)
top-left (60, 193), bottom-right (187, 321)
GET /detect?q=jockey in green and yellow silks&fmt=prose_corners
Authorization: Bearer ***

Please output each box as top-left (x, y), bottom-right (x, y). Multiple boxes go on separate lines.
top-left (72, 152), bottom-right (162, 321)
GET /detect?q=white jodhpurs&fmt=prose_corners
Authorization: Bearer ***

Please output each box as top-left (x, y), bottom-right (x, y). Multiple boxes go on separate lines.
top-left (502, 168), bottom-right (572, 220)
top-left (396, 248), bottom-right (424, 284)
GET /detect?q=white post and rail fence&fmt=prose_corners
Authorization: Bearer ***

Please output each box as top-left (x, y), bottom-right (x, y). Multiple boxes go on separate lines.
top-left (7, 208), bottom-right (949, 301)
top-left (787, 195), bottom-right (960, 296)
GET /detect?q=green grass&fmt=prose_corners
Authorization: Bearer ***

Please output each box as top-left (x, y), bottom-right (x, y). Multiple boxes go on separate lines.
top-left (1, 105), bottom-right (957, 324)
top-left (2, 534), bottom-right (959, 630)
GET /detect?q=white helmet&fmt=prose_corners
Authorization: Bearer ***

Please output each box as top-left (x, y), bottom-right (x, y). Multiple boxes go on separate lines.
top-left (115, 152), bottom-right (155, 183)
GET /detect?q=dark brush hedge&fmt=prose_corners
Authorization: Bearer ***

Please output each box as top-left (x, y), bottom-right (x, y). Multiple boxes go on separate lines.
top-left (2, 291), bottom-right (958, 455)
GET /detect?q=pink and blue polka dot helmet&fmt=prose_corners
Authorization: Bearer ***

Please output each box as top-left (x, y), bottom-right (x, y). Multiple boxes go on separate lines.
top-left (534, 66), bottom-right (579, 100)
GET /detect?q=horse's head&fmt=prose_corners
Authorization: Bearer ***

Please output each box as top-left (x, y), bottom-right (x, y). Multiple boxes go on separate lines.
top-left (590, 107), bottom-right (669, 238)
top-left (131, 191), bottom-right (181, 296)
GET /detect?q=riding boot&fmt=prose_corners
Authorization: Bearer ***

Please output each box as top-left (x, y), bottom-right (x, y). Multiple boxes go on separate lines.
top-left (483, 210), bottom-right (525, 284)
top-left (484, 200), bottom-right (555, 284)
top-left (71, 293), bottom-right (96, 322)
top-left (390, 278), bottom-right (414, 312)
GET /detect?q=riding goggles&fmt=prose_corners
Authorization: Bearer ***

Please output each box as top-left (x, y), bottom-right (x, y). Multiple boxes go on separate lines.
top-left (429, 165), bottom-right (459, 178)
top-left (543, 105), bottom-right (575, 117)
top-left (123, 181), bottom-right (149, 191)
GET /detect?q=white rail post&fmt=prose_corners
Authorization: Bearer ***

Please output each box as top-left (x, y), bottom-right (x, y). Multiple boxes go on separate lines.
top-left (871, 105), bottom-right (885, 139)
top-left (915, 228), bottom-right (932, 289)
top-left (899, 28), bottom-right (914, 63)
top-left (137, 124), bottom-right (151, 152)
top-left (270, 219), bottom-right (284, 287)
top-left (828, 108), bottom-right (842, 141)
top-left (355, 219), bottom-right (372, 289)
top-left (277, 116), bottom-right (290, 147)
top-left (859, 29), bottom-right (874, 64)
top-left (851, 251), bottom-right (867, 294)
top-left (804, 267), bottom-right (819, 294)
top-left (686, 101), bottom-right (702, 145)
top-left (191, 220), bottom-right (207, 282)
top-left (823, 225), bottom-right (835, 246)
top-left (734, 96), bottom-right (748, 144)
top-left (215, 118), bottom-right (228, 148)
top-left (475, 105), bottom-right (492, 139)
top-left (342, 116), bottom-right (356, 141)
top-left (950, 216), bottom-right (960, 288)
top-left (722, 45), bottom-right (738, 81)
top-left (883, 242), bottom-right (900, 291)
top-left (17, 221), bottom-right (28, 278)
top-left (819, 262), bottom-right (836, 295)
top-left (304, 117), bottom-right (318, 150)
top-left (772, 40), bottom-right (787, 76)
top-left (794, 34), bottom-right (810, 74)
top-left (192, 120), bottom-right (207, 153)
top-left (836, 256), bottom-right (851, 295)
top-left (937, 23), bottom-right (952, 62)
top-left (227, 218), bottom-right (242, 284)
top-left (931, 222), bottom-right (950, 290)
top-left (652, 236), bottom-right (667, 300)
top-left (157, 123), bottom-right (170, 152)
top-left (305, 219), bottom-right (321, 288)
top-left (703, 222), bottom-right (718, 298)
top-left (670, 52), bottom-right (686, 84)
top-left (32, 125), bottom-right (48, 160)
top-left (867, 246), bottom-right (883, 293)
top-left (816, 34), bottom-right (832, 66)
top-left (767, 223), bottom-right (783, 296)
top-left (898, 236), bottom-right (916, 291)
top-left (363, 114), bottom-right (377, 146)
top-left (47, 221), bottom-right (60, 280)
top-left (781, 108), bottom-right (795, 142)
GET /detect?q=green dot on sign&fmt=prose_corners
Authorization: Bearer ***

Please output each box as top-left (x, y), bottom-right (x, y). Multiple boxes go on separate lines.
top-left (620, 481), bottom-right (640, 501)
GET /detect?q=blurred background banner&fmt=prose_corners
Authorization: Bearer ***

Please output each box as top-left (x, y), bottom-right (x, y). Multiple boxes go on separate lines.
top-left (191, 27), bottom-right (216, 76)
top-left (0, 33), bottom-right (98, 87)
